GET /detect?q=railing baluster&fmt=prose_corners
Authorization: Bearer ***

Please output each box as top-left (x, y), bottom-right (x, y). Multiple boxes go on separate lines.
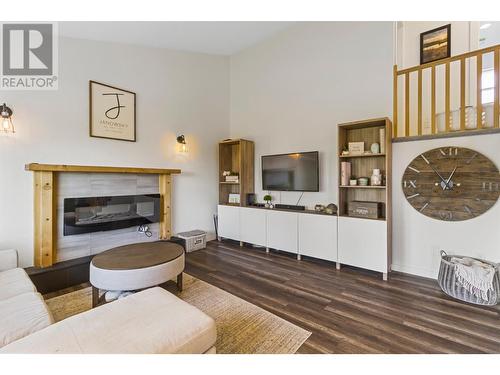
top-left (405, 72), bottom-right (410, 137)
top-left (445, 62), bottom-right (451, 132)
top-left (393, 65), bottom-right (398, 138)
top-left (460, 58), bottom-right (466, 131)
top-left (431, 66), bottom-right (436, 134)
top-left (418, 69), bottom-right (422, 135)
top-left (495, 48), bottom-right (499, 128)
top-left (477, 54), bottom-right (483, 129)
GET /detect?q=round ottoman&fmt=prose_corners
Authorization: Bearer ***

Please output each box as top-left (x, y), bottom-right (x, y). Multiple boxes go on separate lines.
top-left (90, 241), bottom-right (185, 307)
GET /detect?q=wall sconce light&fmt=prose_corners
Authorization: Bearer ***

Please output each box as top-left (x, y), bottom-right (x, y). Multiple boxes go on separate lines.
top-left (1, 103), bottom-right (15, 134)
top-left (176, 134), bottom-right (188, 153)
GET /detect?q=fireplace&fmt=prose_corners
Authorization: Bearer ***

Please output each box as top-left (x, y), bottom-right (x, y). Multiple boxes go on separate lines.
top-left (63, 194), bottom-right (160, 236)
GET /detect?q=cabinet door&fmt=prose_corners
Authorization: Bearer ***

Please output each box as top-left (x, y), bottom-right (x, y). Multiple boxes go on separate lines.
top-left (240, 207), bottom-right (267, 247)
top-left (218, 205), bottom-right (240, 241)
top-left (338, 216), bottom-right (387, 273)
top-left (266, 210), bottom-right (298, 253)
top-left (298, 214), bottom-right (337, 262)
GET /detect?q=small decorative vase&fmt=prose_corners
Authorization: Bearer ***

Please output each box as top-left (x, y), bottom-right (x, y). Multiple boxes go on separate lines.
top-left (265, 202), bottom-right (270, 208)
top-left (370, 169), bottom-right (382, 186)
top-left (370, 143), bottom-right (380, 154)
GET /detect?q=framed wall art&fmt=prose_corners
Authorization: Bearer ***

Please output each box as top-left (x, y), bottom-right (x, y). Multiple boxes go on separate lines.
top-left (420, 24), bottom-right (451, 65)
top-left (89, 80), bottom-right (136, 142)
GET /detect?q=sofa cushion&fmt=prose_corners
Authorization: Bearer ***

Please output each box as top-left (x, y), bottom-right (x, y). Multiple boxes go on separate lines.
top-left (0, 292), bottom-right (53, 348)
top-left (0, 287), bottom-right (216, 354)
top-left (0, 268), bottom-right (36, 301)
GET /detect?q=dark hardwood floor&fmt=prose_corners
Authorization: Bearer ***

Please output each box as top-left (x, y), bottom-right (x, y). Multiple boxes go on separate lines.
top-left (185, 240), bottom-right (500, 354)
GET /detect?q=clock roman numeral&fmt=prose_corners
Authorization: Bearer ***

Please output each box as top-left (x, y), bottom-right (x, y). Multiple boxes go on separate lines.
top-left (420, 202), bottom-right (429, 212)
top-left (404, 180), bottom-right (417, 188)
top-left (439, 148), bottom-right (458, 157)
top-left (408, 166), bottom-right (420, 173)
top-left (407, 193), bottom-right (420, 199)
top-left (421, 154), bottom-right (430, 164)
top-left (482, 182), bottom-right (499, 191)
top-left (439, 211), bottom-right (453, 220)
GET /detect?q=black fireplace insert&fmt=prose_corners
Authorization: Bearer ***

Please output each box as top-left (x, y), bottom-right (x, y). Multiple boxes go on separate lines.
top-left (63, 194), bottom-right (160, 236)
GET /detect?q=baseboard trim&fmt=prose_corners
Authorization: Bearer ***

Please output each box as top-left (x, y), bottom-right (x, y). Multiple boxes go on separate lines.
top-left (391, 263), bottom-right (437, 280)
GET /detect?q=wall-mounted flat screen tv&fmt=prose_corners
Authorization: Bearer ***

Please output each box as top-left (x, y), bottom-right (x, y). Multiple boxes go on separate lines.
top-left (262, 151), bottom-right (319, 192)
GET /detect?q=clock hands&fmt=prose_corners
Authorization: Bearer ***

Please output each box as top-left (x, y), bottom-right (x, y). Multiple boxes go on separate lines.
top-left (442, 165), bottom-right (458, 191)
top-left (427, 162), bottom-right (449, 188)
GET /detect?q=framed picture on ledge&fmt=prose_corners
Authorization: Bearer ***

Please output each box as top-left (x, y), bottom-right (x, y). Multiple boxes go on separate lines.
top-left (89, 80), bottom-right (136, 142)
top-left (420, 24), bottom-right (451, 65)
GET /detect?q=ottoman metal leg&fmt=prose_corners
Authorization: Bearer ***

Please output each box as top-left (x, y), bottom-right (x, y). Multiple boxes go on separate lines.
top-left (92, 286), bottom-right (99, 308)
top-left (177, 273), bottom-right (183, 292)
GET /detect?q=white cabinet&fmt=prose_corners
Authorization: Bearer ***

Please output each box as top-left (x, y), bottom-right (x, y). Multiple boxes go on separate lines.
top-left (266, 210), bottom-right (298, 254)
top-left (217, 205), bottom-right (388, 277)
top-left (338, 216), bottom-right (387, 273)
top-left (298, 214), bottom-right (337, 262)
top-left (217, 205), bottom-right (240, 241)
top-left (217, 205), bottom-right (338, 262)
top-left (240, 207), bottom-right (267, 247)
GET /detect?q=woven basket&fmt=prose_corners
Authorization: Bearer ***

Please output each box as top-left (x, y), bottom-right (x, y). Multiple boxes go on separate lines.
top-left (438, 250), bottom-right (500, 306)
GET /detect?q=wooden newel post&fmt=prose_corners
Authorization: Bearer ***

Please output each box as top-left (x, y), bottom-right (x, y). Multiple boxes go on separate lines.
top-left (159, 174), bottom-right (172, 240)
top-left (33, 171), bottom-right (56, 268)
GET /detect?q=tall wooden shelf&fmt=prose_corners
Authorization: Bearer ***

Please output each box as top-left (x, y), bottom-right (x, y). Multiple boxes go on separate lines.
top-left (337, 118), bottom-right (392, 219)
top-left (218, 139), bottom-right (254, 206)
top-left (337, 118), bottom-right (392, 280)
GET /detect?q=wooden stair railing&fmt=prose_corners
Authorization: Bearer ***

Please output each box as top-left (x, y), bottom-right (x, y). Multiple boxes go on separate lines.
top-left (393, 44), bottom-right (500, 141)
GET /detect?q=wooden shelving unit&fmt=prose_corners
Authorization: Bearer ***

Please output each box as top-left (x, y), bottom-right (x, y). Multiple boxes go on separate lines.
top-left (337, 118), bottom-right (392, 280)
top-left (218, 139), bottom-right (254, 206)
top-left (337, 118), bottom-right (392, 220)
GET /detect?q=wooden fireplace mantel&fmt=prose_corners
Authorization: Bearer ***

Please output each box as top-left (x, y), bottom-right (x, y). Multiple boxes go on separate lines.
top-left (25, 163), bottom-right (181, 268)
top-left (25, 163), bottom-right (181, 175)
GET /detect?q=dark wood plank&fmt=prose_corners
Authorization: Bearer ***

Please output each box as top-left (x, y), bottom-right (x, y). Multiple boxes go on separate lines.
top-left (185, 240), bottom-right (500, 354)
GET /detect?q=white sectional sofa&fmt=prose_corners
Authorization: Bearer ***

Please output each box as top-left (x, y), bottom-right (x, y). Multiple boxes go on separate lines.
top-left (0, 249), bottom-right (217, 354)
top-left (0, 249), bottom-right (53, 348)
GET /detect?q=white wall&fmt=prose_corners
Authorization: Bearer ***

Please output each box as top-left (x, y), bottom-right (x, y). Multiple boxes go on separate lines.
top-left (230, 22), bottom-right (394, 208)
top-left (0, 37), bottom-right (229, 267)
top-left (392, 135), bottom-right (500, 278)
top-left (392, 22), bottom-right (500, 278)
top-left (230, 21), bottom-right (500, 279)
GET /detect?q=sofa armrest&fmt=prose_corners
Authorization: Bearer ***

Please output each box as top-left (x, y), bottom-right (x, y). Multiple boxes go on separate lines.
top-left (0, 249), bottom-right (18, 272)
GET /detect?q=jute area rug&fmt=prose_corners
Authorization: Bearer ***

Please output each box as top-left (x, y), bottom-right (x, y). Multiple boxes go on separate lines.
top-left (45, 274), bottom-right (311, 354)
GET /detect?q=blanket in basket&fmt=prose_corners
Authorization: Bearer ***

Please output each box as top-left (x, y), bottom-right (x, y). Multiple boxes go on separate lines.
top-left (450, 257), bottom-right (495, 301)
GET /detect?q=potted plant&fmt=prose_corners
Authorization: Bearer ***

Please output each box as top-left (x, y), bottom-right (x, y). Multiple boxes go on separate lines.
top-left (263, 194), bottom-right (273, 208)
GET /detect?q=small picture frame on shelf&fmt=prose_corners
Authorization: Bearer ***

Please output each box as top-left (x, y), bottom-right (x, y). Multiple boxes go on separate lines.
top-left (348, 141), bottom-right (364, 155)
top-left (228, 193), bottom-right (240, 204)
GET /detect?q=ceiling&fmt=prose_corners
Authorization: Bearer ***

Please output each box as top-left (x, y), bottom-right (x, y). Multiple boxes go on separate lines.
top-left (59, 21), bottom-right (295, 55)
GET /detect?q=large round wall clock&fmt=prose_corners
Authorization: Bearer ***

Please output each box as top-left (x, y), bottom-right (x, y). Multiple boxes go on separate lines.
top-left (402, 147), bottom-right (500, 221)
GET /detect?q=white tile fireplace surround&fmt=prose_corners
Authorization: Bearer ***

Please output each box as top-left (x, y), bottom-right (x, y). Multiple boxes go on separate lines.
top-left (56, 173), bottom-right (160, 262)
